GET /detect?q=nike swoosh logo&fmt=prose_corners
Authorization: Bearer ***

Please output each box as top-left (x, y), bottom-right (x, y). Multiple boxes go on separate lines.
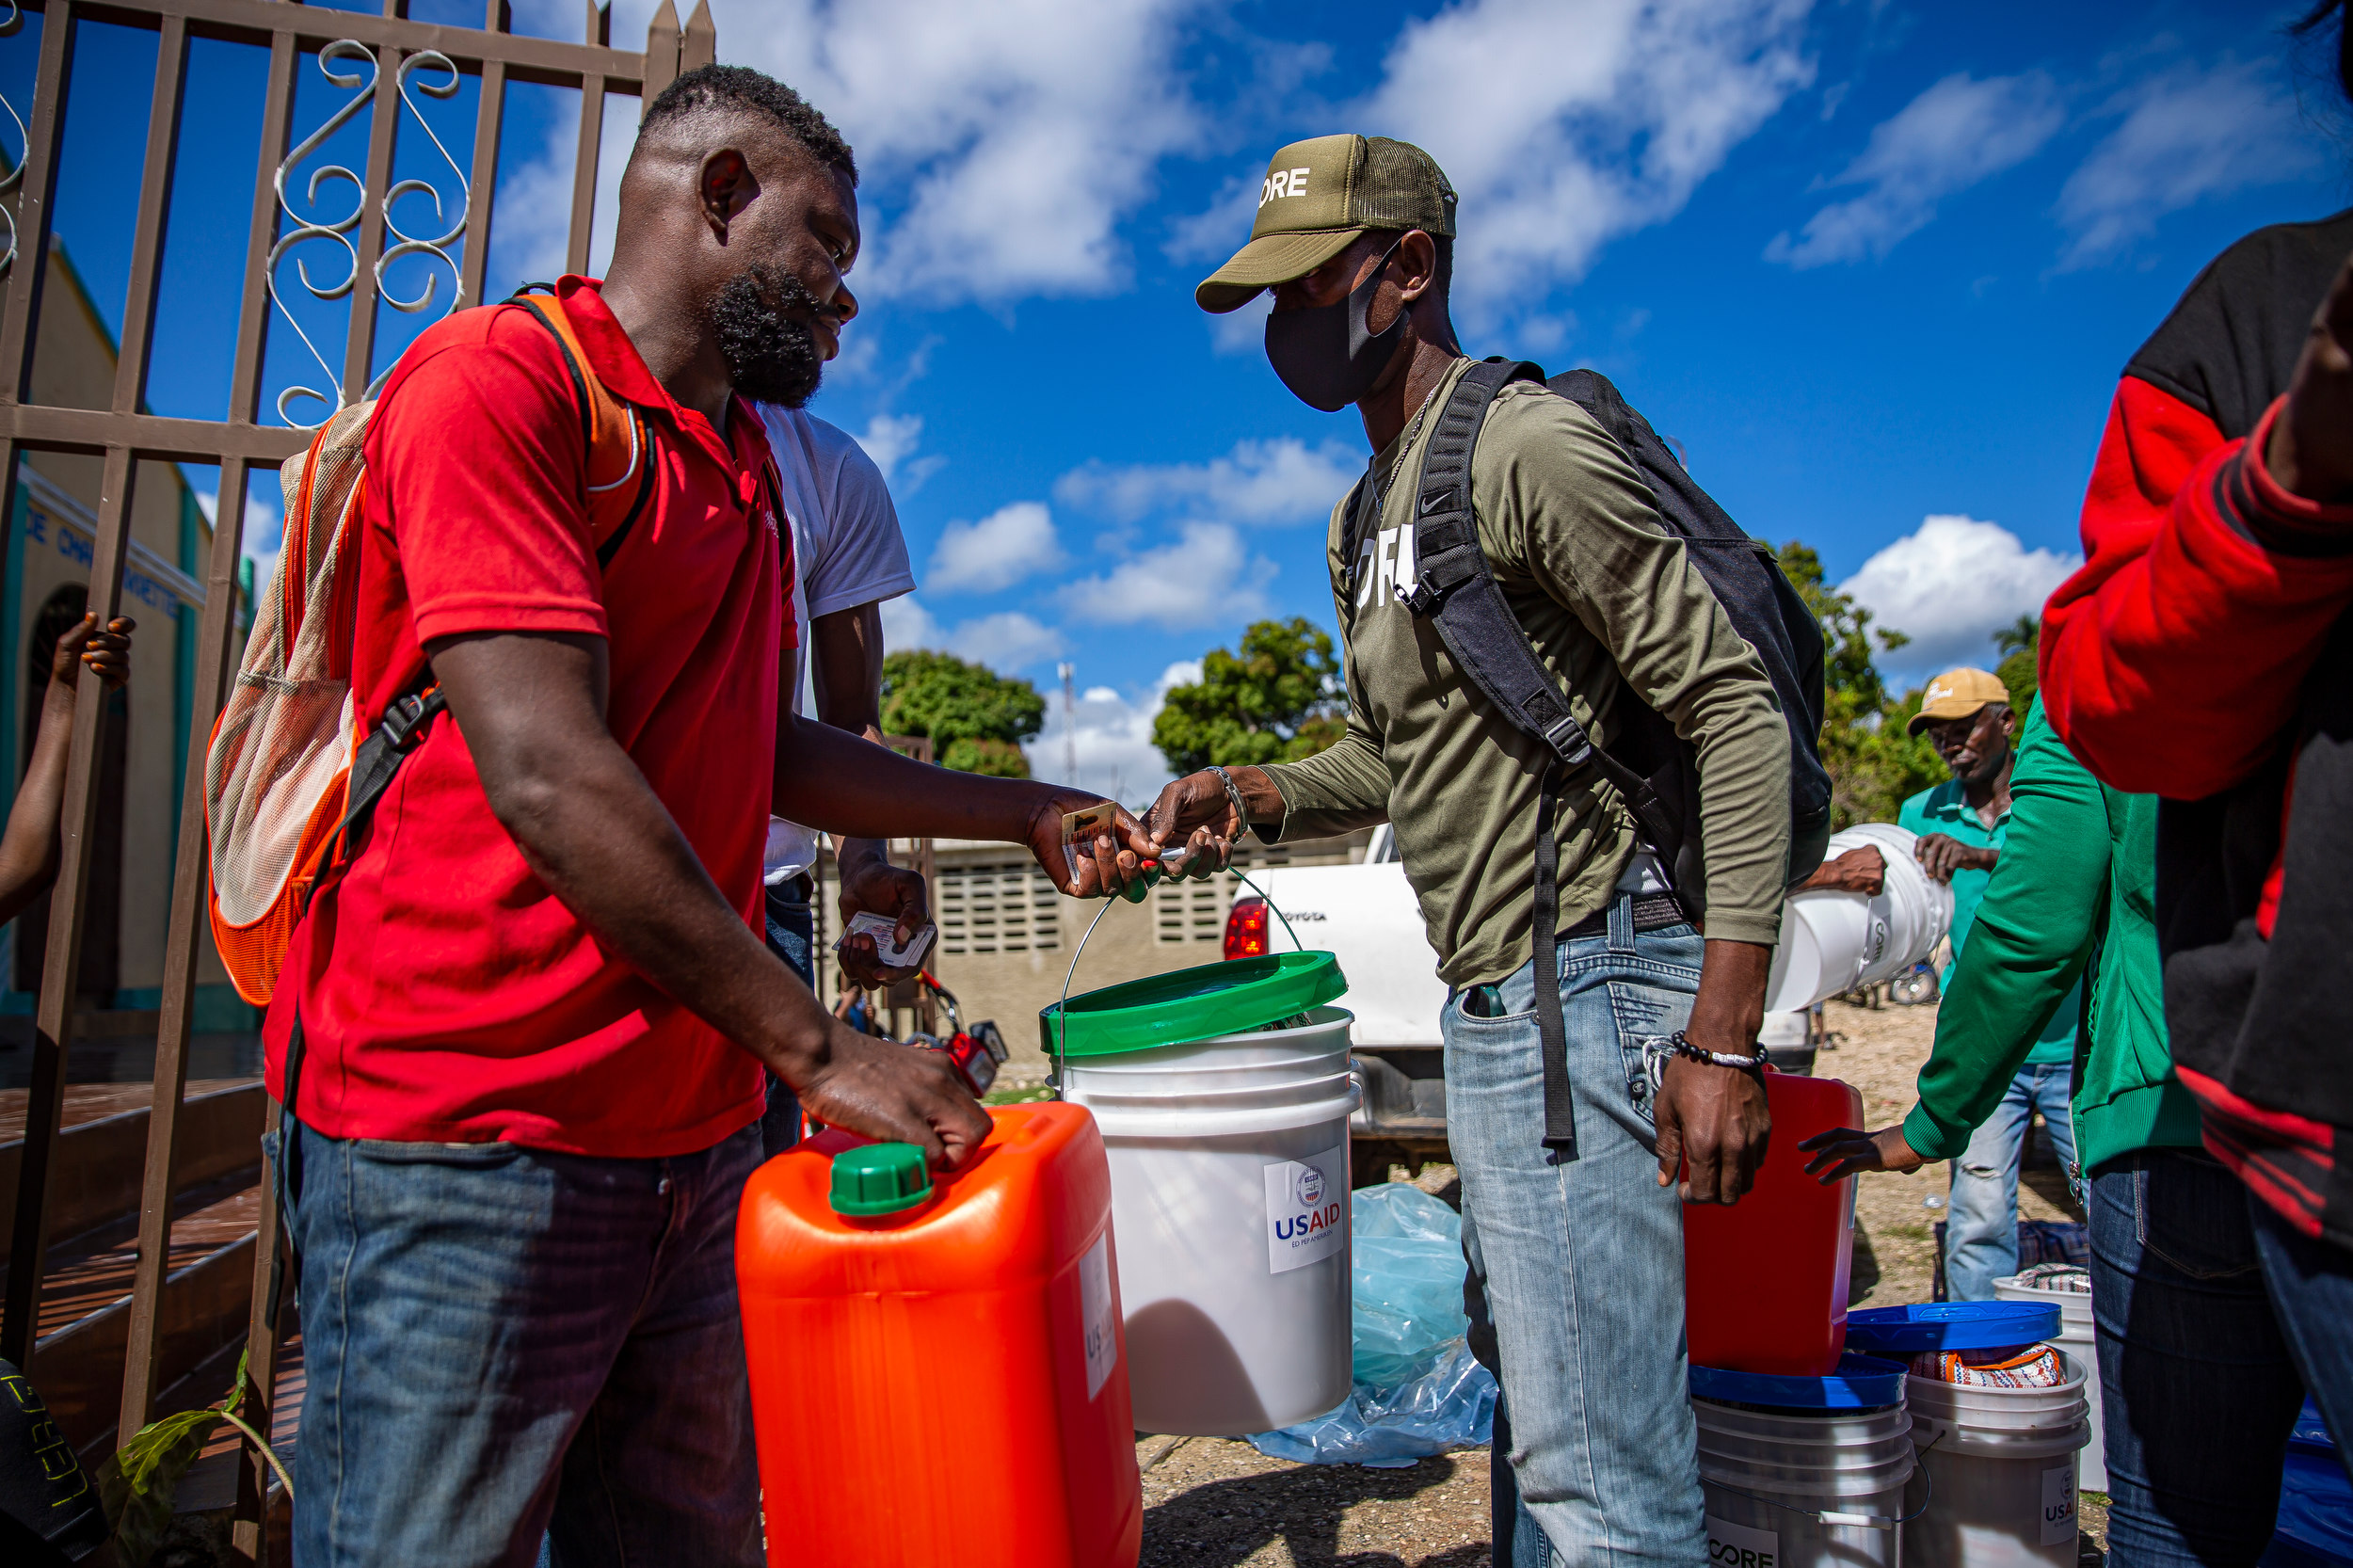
top-left (1420, 491), bottom-right (1449, 515)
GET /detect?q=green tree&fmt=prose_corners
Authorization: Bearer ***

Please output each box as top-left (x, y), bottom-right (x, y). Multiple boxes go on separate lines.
top-left (879, 649), bottom-right (1045, 779)
top-left (1993, 614), bottom-right (2039, 717)
top-left (1154, 617), bottom-right (1346, 774)
top-left (1776, 541), bottom-right (1946, 829)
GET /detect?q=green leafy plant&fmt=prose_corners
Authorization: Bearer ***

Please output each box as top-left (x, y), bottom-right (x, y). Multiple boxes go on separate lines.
top-left (1777, 541), bottom-right (1947, 829)
top-left (879, 649), bottom-right (1045, 778)
top-left (98, 1352), bottom-right (293, 1567)
top-left (1153, 617), bottom-right (1344, 775)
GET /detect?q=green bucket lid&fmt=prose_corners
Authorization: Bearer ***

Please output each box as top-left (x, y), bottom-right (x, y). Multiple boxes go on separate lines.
top-left (1039, 951), bottom-right (1347, 1059)
top-left (828, 1143), bottom-right (933, 1216)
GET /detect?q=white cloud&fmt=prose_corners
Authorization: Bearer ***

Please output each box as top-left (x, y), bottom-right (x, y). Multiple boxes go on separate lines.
top-left (852, 411), bottom-right (937, 490)
top-left (727, 0), bottom-right (1195, 303)
top-left (1359, 0), bottom-right (1816, 328)
top-left (1767, 72), bottom-right (2065, 268)
top-left (2055, 59), bottom-right (2318, 270)
top-left (1025, 659), bottom-right (1202, 806)
top-left (880, 594), bottom-right (1063, 674)
top-left (1065, 520), bottom-right (1272, 631)
top-left (926, 501), bottom-right (1063, 595)
top-left (1841, 515), bottom-right (2081, 681)
top-left (1056, 437), bottom-right (1360, 529)
top-left (948, 611), bottom-right (1064, 671)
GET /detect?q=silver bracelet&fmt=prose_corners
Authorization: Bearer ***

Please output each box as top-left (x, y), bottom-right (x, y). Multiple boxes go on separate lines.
top-left (1643, 1030), bottom-right (1769, 1092)
top-left (1205, 764), bottom-right (1252, 830)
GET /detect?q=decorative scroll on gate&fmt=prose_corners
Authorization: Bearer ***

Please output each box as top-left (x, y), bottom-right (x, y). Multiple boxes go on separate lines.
top-left (0, 0), bottom-right (713, 1555)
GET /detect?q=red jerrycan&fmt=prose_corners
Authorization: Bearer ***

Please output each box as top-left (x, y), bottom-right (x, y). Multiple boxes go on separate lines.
top-left (736, 1101), bottom-right (1142, 1568)
top-left (1683, 1068), bottom-right (1865, 1377)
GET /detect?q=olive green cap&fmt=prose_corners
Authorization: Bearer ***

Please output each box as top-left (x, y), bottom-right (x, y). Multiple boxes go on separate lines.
top-left (1195, 134), bottom-right (1458, 314)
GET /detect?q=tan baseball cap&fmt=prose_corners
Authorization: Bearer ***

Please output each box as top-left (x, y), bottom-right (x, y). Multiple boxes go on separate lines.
top-left (1194, 134), bottom-right (1457, 314)
top-left (1906, 667), bottom-right (2011, 735)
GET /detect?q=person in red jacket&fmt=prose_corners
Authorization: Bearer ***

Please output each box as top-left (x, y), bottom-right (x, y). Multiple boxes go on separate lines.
top-left (2039, 1), bottom-right (2353, 1542)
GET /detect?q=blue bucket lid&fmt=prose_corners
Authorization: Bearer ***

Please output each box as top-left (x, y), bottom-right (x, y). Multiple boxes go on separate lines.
top-left (1689, 1353), bottom-right (1911, 1410)
top-left (1844, 1302), bottom-right (2060, 1354)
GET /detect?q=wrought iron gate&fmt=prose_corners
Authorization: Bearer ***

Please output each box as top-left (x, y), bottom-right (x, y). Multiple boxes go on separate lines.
top-left (0, 0), bottom-right (713, 1550)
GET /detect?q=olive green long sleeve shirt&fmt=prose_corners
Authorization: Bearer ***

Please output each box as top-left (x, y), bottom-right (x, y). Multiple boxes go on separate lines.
top-left (1899, 699), bottom-right (2201, 1176)
top-left (1260, 358), bottom-right (1792, 987)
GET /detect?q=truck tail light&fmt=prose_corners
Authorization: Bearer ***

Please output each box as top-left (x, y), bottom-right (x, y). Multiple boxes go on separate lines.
top-left (1224, 897), bottom-right (1269, 960)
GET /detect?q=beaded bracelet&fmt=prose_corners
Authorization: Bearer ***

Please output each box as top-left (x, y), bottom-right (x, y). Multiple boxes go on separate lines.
top-left (1642, 1030), bottom-right (1770, 1093)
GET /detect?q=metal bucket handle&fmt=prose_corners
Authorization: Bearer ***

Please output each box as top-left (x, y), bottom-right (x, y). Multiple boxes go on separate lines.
top-left (1051, 858), bottom-right (1305, 1089)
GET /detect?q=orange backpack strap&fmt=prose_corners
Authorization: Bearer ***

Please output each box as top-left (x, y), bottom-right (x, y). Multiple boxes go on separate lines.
top-left (509, 290), bottom-right (655, 568)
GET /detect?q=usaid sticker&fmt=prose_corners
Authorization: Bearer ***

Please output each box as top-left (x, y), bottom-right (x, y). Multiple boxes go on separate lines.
top-left (1080, 1232), bottom-right (1116, 1401)
top-left (2040, 1464), bottom-right (2077, 1545)
top-left (1707, 1515), bottom-right (1778, 1568)
top-left (1264, 1144), bottom-right (1347, 1274)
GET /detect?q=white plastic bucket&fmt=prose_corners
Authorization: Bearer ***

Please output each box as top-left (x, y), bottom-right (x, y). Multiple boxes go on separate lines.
top-left (1993, 1272), bottom-right (2103, 1493)
top-left (1058, 1005), bottom-right (1358, 1435)
top-left (1766, 824), bottom-right (1956, 1012)
top-left (1903, 1349), bottom-right (2091, 1568)
top-left (1695, 1397), bottom-right (1916, 1568)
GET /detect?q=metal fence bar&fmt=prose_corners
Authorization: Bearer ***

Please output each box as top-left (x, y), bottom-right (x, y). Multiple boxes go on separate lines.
top-left (0, 0), bottom-right (72, 408)
top-left (110, 8), bottom-right (200, 1437)
top-left (643, 0), bottom-right (678, 107)
top-left (455, 0), bottom-right (507, 311)
top-left (565, 6), bottom-right (606, 278)
top-left (680, 0), bottom-right (711, 72)
top-left (337, 30), bottom-right (406, 408)
top-left (3, 442), bottom-right (136, 1373)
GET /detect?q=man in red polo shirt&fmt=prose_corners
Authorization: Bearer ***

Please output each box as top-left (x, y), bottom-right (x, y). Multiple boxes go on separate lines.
top-left (270, 68), bottom-right (1149, 1568)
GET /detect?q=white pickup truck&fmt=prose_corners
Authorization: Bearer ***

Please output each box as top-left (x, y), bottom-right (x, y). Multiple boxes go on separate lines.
top-left (1224, 824), bottom-right (1452, 1187)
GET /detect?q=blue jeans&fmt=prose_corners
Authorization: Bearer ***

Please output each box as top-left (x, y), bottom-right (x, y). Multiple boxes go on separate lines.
top-left (1444, 896), bottom-right (1705, 1568)
top-left (2251, 1195), bottom-right (2353, 1487)
top-left (281, 1118), bottom-right (765, 1568)
top-left (2089, 1148), bottom-right (2305, 1567)
top-left (760, 879), bottom-right (816, 1160)
top-left (1945, 1061), bottom-right (2078, 1301)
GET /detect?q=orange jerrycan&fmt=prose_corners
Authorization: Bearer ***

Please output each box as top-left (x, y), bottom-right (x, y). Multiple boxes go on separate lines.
top-left (736, 1102), bottom-right (1142, 1568)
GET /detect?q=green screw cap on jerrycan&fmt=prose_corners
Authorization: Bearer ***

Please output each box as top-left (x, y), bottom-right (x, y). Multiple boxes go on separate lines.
top-left (827, 1142), bottom-right (932, 1216)
top-left (1038, 950), bottom-right (1346, 1057)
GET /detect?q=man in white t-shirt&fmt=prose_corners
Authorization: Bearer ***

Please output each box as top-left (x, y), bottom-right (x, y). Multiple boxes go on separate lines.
top-left (759, 402), bottom-right (923, 1156)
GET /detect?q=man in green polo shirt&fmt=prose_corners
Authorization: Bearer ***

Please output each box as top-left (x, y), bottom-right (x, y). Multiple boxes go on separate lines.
top-left (1896, 666), bottom-right (2080, 1299)
top-left (1144, 134), bottom-right (1794, 1567)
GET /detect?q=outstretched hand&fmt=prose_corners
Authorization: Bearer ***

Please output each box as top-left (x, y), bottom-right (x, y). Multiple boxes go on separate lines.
top-left (1144, 770), bottom-right (1245, 882)
top-left (53, 614), bottom-right (134, 690)
top-left (2269, 244), bottom-right (2353, 504)
top-left (1022, 790), bottom-right (1158, 899)
top-left (1799, 1123), bottom-right (1927, 1184)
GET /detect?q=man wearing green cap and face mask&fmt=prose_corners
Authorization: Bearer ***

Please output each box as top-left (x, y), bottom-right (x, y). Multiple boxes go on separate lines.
top-left (1146, 136), bottom-right (1796, 1566)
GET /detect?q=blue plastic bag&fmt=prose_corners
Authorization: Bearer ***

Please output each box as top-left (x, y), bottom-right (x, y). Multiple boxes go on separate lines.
top-left (1247, 1183), bottom-right (1497, 1465)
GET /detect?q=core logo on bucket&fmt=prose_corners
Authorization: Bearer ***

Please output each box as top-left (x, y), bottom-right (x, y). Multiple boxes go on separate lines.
top-left (1264, 1144), bottom-right (1347, 1275)
top-left (1705, 1515), bottom-right (1777, 1568)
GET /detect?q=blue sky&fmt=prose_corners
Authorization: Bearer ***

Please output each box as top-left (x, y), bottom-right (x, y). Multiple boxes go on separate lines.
top-left (14, 0), bottom-right (2351, 802)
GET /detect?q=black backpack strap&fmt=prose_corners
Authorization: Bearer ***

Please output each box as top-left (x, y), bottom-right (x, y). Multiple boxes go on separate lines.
top-left (1402, 359), bottom-right (1684, 1157)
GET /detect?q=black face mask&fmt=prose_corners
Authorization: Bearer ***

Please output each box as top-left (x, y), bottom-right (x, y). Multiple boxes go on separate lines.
top-left (1263, 238), bottom-right (1407, 413)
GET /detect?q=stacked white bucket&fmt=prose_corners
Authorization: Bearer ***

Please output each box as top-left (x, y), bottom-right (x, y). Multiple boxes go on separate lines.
top-left (1695, 1396), bottom-right (1915, 1567)
top-left (1058, 1007), bottom-right (1358, 1435)
top-left (1904, 1352), bottom-right (2093, 1568)
top-left (1994, 1269), bottom-right (2105, 1492)
top-left (1767, 823), bottom-right (1956, 1013)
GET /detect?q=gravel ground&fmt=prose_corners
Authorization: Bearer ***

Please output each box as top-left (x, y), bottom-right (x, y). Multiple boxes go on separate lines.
top-left (1133, 996), bottom-right (2110, 1565)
